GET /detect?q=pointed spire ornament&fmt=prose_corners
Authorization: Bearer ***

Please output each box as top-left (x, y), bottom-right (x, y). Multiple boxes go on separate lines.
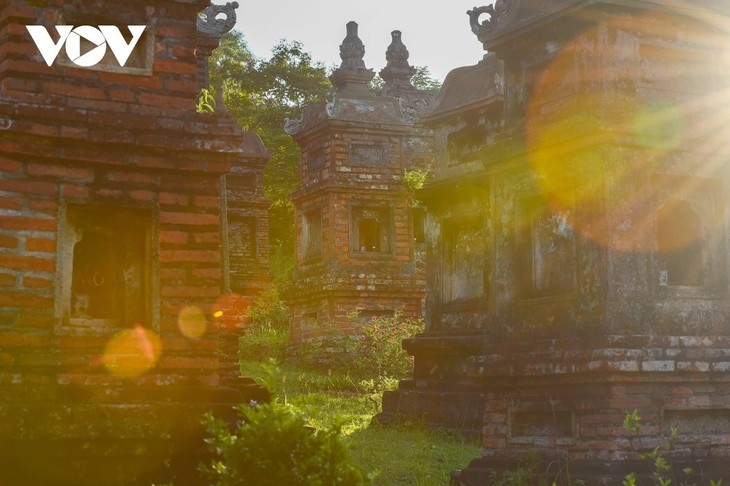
top-left (339, 21), bottom-right (367, 70)
top-left (329, 21), bottom-right (375, 95)
top-left (379, 30), bottom-right (417, 91)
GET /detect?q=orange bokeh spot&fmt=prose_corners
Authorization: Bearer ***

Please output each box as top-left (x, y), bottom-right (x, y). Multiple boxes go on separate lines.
top-left (177, 305), bottom-right (208, 339)
top-left (103, 325), bottom-right (162, 378)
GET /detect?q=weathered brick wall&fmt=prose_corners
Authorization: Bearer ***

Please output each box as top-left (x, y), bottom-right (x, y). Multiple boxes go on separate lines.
top-left (0, 1), bottom-right (268, 482)
top-left (0, 0), bottom-right (245, 382)
top-left (224, 132), bottom-right (271, 296)
top-left (471, 335), bottom-right (730, 460)
top-left (387, 2), bottom-right (730, 482)
top-left (289, 123), bottom-right (432, 341)
top-left (285, 22), bottom-right (436, 342)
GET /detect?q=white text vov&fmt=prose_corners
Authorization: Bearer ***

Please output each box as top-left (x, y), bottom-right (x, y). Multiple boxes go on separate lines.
top-left (26, 25), bottom-right (146, 67)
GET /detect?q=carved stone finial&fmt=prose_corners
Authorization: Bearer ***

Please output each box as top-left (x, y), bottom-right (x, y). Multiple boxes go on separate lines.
top-left (468, 0), bottom-right (512, 45)
top-left (195, 2), bottom-right (239, 101)
top-left (339, 21), bottom-right (366, 69)
top-left (197, 2), bottom-right (240, 37)
top-left (379, 30), bottom-right (417, 90)
top-left (329, 21), bottom-right (375, 94)
top-left (385, 31), bottom-right (410, 67)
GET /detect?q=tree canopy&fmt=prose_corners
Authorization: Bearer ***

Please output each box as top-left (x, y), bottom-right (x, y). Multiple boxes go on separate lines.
top-left (209, 32), bottom-right (331, 288)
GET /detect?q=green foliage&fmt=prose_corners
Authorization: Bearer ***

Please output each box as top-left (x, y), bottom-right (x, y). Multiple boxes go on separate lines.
top-left (239, 289), bottom-right (290, 362)
top-left (402, 168), bottom-right (430, 207)
top-left (196, 87), bottom-right (216, 114)
top-left (249, 288), bottom-right (290, 331)
top-left (211, 37), bottom-right (331, 134)
top-left (623, 409), bottom-right (642, 435)
top-left (623, 410), bottom-right (720, 486)
top-left (201, 402), bottom-right (371, 486)
top-left (350, 313), bottom-right (423, 379)
top-left (208, 32), bottom-right (331, 287)
top-left (623, 409), bottom-right (671, 486)
top-left (239, 325), bottom-right (288, 362)
top-left (369, 66), bottom-right (442, 93)
top-left (236, 359), bottom-right (482, 486)
top-left (488, 464), bottom-right (535, 486)
top-left (623, 473), bottom-right (637, 486)
top-left (292, 313), bottom-right (423, 380)
top-left (348, 424), bottom-right (479, 486)
top-left (411, 66), bottom-right (443, 92)
top-left (357, 375), bottom-right (399, 412)
top-left (486, 451), bottom-right (586, 486)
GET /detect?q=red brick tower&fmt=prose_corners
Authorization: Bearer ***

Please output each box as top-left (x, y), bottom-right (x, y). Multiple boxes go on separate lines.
top-left (0, 1), bottom-right (267, 483)
top-left (286, 23), bottom-right (433, 341)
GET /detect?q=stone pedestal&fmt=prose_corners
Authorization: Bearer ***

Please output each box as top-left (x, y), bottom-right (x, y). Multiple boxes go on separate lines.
top-left (447, 334), bottom-right (730, 484)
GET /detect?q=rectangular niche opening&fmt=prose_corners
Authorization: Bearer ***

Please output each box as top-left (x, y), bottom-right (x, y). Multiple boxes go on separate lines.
top-left (651, 173), bottom-right (724, 293)
top-left (349, 141), bottom-right (386, 166)
top-left (510, 411), bottom-right (574, 438)
top-left (442, 220), bottom-right (484, 303)
top-left (302, 209), bottom-right (323, 260)
top-left (227, 215), bottom-right (257, 292)
top-left (412, 207), bottom-right (426, 244)
top-left (307, 146), bottom-right (326, 169)
top-left (447, 124), bottom-right (486, 164)
top-left (226, 174), bottom-right (257, 194)
top-left (665, 409), bottom-right (730, 436)
top-left (350, 206), bottom-right (392, 255)
top-left (356, 309), bottom-right (394, 323)
top-left (516, 196), bottom-right (576, 297)
top-left (228, 216), bottom-right (256, 261)
top-left (59, 204), bottom-right (152, 328)
top-left (301, 310), bottom-right (319, 334)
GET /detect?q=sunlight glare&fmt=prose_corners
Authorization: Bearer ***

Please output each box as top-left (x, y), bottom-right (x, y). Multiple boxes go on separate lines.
top-left (103, 324), bottom-right (162, 378)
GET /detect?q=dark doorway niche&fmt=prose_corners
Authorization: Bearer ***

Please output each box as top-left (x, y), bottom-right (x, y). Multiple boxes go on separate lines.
top-left (64, 204), bottom-right (151, 327)
top-left (350, 206), bottom-right (391, 255)
top-left (657, 199), bottom-right (703, 287)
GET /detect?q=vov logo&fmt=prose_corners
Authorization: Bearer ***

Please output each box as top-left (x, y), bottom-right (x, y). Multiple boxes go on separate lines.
top-left (26, 25), bottom-right (146, 67)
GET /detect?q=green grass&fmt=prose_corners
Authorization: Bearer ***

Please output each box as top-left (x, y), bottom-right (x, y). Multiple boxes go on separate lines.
top-left (239, 359), bottom-right (481, 485)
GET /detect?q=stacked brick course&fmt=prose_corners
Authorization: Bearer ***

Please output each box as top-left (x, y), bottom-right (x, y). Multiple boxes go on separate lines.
top-left (286, 23), bottom-right (434, 341)
top-left (0, 1), bottom-right (268, 483)
top-left (379, 1), bottom-right (730, 483)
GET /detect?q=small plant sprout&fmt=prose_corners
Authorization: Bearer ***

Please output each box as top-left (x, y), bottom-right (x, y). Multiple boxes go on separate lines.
top-left (196, 87), bottom-right (216, 114)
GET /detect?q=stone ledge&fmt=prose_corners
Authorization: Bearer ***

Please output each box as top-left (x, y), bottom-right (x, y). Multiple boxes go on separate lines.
top-left (451, 457), bottom-right (730, 486)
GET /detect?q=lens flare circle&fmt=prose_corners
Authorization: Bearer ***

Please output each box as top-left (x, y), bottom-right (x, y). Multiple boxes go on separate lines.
top-left (177, 305), bottom-right (208, 339)
top-left (523, 10), bottom-right (724, 254)
top-left (103, 325), bottom-right (162, 378)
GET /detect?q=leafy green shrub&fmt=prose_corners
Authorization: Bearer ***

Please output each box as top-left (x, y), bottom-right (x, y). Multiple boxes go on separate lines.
top-left (623, 410), bottom-right (722, 486)
top-left (290, 313), bottom-right (423, 380)
top-left (239, 289), bottom-right (291, 362)
top-left (350, 313), bottom-right (423, 379)
top-left (201, 402), bottom-right (371, 485)
top-left (358, 375), bottom-right (400, 412)
top-left (239, 325), bottom-right (288, 362)
top-left (249, 288), bottom-right (290, 331)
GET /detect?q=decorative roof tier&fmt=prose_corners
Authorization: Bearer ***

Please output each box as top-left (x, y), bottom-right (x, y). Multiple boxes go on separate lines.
top-left (285, 22), bottom-right (413, 136)
top-left (468, 0), bottom-right (730, 51)
top-left (422, 52), bottom-right (503, 122)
